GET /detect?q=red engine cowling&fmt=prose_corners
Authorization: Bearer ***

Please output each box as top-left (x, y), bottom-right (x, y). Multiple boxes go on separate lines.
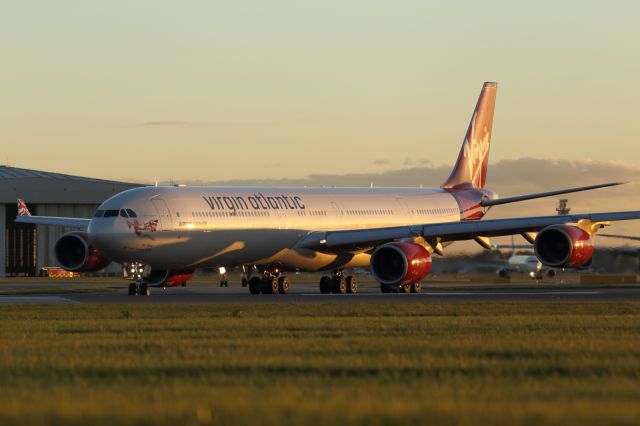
top-left (370, 242), bottom-right (432, 285)
top-left (534, 225), bottom-right (594, 268)
top-left (54, 231), bottom-right (111, 272)
top-left (143, 269), bottom-right (194, 287)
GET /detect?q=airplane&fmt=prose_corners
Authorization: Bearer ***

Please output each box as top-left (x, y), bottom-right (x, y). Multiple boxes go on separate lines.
top-left (496, 254), bottom-right (558, 280)
top-left (15, 82), bottom-right (640, 296)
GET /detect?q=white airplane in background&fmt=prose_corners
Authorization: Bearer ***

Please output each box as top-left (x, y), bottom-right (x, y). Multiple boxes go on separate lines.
top-left (16, 82), bottom-right (640, 296)
top-left (491, 243), bottom-right (558, 280)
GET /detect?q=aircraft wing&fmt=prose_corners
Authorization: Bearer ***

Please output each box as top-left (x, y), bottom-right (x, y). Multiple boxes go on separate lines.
top-left (599, 233), bottom-right (640, 242)
top-left (14, 215), bottom-right (90, 229)
top-left (298, 211), bottom-right (640, 251)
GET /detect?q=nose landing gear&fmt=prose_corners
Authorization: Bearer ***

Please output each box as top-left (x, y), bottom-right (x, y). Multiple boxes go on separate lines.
top-left (128, 281), bottom-right (151, 296)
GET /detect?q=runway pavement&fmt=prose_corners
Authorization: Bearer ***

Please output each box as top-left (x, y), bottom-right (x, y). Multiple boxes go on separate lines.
top-left (1, 279), bottom-right (640, 304)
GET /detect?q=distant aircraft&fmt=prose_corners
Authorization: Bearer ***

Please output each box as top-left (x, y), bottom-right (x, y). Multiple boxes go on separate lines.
top-left (496, 254), bottom-right (557, 280)
top-left (16, 82), bottom-right (640, 296)
top-left (491, 242), bottom-right (556, 280)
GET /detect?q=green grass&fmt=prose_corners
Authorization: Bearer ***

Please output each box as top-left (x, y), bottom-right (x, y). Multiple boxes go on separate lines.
top-left (0, 303), bottom-right (639, 425)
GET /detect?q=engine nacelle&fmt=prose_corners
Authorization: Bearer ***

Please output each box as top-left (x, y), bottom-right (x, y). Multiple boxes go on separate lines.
top-left (54, 231), bottom-right (111, 272)
top-left (534, 225), bottom-right (594, 268)
top-left (370, 242), bottom-right (432, 286)
top-left (143, 269), bottom-right (194, 287)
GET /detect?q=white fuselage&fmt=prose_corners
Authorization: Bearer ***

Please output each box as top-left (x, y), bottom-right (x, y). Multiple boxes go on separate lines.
top-left (88, 186), bottom-right (487, 272)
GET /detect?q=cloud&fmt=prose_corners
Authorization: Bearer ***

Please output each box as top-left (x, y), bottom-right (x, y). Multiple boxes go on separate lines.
top-left (403, 158), bottom-right (431, 167)
top-left (170, 157), bottom-right (640, 191)
top-left (371, 159), bottom-right (391, 166)
top-left (141, 121), bottom-right (199, 127)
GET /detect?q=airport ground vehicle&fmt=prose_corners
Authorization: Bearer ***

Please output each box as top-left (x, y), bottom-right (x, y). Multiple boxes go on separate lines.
top-left (16, 83), bottom-right (640, 295)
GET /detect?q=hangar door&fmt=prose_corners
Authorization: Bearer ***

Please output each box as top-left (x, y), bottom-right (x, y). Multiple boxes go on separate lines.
top-left (5, 204), bottom-right (37, 276)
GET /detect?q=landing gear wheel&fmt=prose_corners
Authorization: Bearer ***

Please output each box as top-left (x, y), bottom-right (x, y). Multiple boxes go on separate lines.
top-left (261, 277), bottom-right (279, 294)
top-left (139, 283), bottom-right (150, 296)
top-left (242, 277), bottom-right (248, 287)
top-left (333, 276), bottom-right (347, 294)
top-left (411, 282), bottom-right (421, 293)
top-left (249, 277), bottom-right (262, 294)
top-left (400, 283), bottom-right (411, 294)
top-left (220, 274), bottom-right (229, 287)
top-left (278, 276), bottom-right (289, 294)
top-left (319, 276), bottom-right (332, 294)
top-left (380, 284), bottom-right (392, 293)
top-left (346, 276), bottom-right (358, 294)
top-left (181, 282), bottom-right (187, 287)
top-left (128, 283), bottom-right (137, 296)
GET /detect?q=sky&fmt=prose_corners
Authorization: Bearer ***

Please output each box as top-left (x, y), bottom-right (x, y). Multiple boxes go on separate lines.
top-left (2, 1), bottom-right (640, 185)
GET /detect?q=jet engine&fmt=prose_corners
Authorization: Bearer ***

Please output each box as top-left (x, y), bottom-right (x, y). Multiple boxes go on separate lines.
top-left (534, 225), bottom-right (594, 268)
top-left (54, 231), bottom-right (111, 272)
top-left (143, 269), bottom-right (194, 287)
top-left (370, 242), bottom-right (432, 285)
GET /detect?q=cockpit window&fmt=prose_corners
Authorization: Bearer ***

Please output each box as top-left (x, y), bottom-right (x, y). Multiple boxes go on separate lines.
top-left (126, 209), bottom-right (137, 218)
top-left (104, 210), bottom-right (119, 217)
top-left (119, 209), bottom-right (129, 218)
top-left (94, 210), bottom-right (105, 218)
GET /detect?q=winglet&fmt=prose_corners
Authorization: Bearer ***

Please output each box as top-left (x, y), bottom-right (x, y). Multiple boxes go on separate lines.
top-left (17, 199), bottom-right (32, 217)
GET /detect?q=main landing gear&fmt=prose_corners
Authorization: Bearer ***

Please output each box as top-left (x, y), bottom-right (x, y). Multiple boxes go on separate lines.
top-left (248, 271), bottom-right (290, 295)
top-left (380, 282), bottom-right (421, 294)
top-left (319, 270), bottom-right (358, 294)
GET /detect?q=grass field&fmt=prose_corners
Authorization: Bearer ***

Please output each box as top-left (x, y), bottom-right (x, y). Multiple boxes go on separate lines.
top-left (0, 302), bottom-right (639, 425)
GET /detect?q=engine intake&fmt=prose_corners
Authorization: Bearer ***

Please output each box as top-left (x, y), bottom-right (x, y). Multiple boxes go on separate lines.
top-left (54, 232), bottom-right (111, 272)
top-left (143, 269), bottom-right (194, 287)
top-left (370, 242), bottom-right (432, 285)
top-left (534, 225), bottom-right (594, 268)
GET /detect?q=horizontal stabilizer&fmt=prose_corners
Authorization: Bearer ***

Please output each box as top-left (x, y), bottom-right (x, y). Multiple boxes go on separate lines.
top-left (480, 182), bottom-right (625, 207)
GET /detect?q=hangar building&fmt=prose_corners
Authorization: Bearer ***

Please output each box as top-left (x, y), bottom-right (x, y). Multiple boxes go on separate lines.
top-left (0, 166), bottom-right (142, 276)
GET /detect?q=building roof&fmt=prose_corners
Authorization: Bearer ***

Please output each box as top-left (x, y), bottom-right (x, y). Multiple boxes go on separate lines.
top-left (0, 166), bottom-right (128, 184)
top-left (0, 166), bottom-right (143, 204)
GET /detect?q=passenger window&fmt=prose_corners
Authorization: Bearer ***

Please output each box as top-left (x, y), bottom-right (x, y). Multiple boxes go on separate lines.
top-left (104, 210), bottom-right (119, 217)
top-left (94, 210), bottom-right (105, 218)
top-left (126, 209), bottom-right (137, 218)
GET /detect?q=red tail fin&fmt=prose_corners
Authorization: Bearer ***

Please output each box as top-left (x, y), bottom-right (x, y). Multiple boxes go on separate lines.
top-left (17, 199), bottom-right (31, 217)
top-left (441, 82), bottom-right (497, 189)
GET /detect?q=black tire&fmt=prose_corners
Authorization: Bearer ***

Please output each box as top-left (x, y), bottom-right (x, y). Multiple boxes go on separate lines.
top-left (242, 277), bottom-right (248, 287)
top-left (346, 276), bottom-right (358, 294)
top-left (333, 276), bottom-right (347, 294)
top-left (249, 277), bottom-right (261, 294)
top-left (278, 276), bottom-right (290, 294)
top-left (400, 283), bottom-right (411, 294)
top-left (140, 283), bottom-right (150, 296)
top-left (128, 283), bottom-right (137, 296)
top-left (261, 277), bottom-right (279, 294)
top-left (181, 282), bottom-right (187, 287)
top-left (411, 282), bottom-right (421, 293)
top-left (319, 276), bottom-right (332, 294)
top-left (380, 284), bottom-right (392, 293)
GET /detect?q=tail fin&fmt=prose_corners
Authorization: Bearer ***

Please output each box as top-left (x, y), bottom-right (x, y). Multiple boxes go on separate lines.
top-left (17, 199), bottom-right (32, 217)
top-left (441, 82), bottom-right (497, 189)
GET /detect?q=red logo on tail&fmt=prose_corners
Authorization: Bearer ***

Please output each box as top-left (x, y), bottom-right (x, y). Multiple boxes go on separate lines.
top-left (17, 199), bottom-right (31, 216)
